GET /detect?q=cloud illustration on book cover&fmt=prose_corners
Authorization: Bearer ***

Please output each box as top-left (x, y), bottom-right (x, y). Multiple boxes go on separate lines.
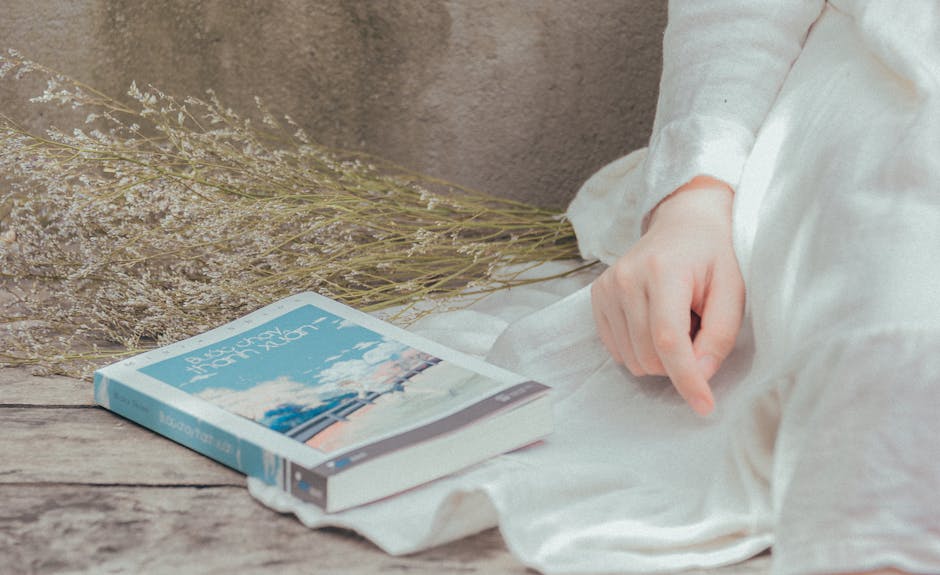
top-left (196, 346), bottom-right (445, 451)
top-left (139, 304), bottom-right (485, 454)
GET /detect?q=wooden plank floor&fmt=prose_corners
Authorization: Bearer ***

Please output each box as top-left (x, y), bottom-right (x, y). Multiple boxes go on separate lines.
top-left (0, 367), bottom-right (771, 574)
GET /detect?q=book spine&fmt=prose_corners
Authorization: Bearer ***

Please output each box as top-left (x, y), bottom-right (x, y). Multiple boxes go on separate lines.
top-left (93, 372), bottom-right (281, 486)
top-left (284, 459), bottom-right (329, 509)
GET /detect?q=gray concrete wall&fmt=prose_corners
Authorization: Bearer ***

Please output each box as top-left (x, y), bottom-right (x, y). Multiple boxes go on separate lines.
top-left (1, 1), bottom-right (665, 208)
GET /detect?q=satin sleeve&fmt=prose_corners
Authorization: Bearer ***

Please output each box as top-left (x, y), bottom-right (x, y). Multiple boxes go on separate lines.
top-left (639, 0), bottom-right (825, 232)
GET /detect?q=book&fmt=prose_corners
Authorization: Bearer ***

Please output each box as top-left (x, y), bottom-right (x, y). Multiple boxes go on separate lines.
top-left (93, 292), bottom-right (552, 512)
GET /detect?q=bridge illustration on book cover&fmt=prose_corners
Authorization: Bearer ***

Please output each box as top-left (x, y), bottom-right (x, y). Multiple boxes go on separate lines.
top-left (139, 304), bottom-right (501, 454)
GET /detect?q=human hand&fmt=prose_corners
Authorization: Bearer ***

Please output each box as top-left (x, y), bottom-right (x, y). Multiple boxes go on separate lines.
top-left (590, 176), bottom-right (745, 416)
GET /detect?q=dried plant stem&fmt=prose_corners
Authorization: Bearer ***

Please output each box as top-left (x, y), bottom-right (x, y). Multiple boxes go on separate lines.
top-left (0, 50), bottom-right (594, 377)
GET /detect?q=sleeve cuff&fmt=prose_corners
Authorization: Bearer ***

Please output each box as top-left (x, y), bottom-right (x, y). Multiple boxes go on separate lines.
top-left (640, 115), bottom-right (755, 233)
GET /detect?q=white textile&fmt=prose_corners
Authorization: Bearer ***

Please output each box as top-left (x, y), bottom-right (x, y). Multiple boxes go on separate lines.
top-left (250, 3), bottom-right (940, 574)
top-left (250, 262), bottom-right (773, 573)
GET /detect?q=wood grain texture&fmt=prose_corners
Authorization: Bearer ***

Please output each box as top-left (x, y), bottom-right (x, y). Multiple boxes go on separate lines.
top-left (0, 367), bottom-right (91, 407)
top-left (0, 407), bottom-right (242, 486)
top-left (0, 367), bottom-right (771, 574)
top-left (0, 484), bottom-right (526, 575)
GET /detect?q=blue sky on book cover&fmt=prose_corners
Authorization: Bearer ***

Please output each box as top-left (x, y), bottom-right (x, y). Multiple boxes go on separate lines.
top-left (139, 304), bottom-right (500, 453)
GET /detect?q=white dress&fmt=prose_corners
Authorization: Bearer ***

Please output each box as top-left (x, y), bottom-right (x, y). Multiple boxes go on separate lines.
top-left (250, 2), bottom-right (940, 574)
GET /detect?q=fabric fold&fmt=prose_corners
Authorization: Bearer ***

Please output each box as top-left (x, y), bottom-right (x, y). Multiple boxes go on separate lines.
top-left (247, 3), bottom-right (940, 574)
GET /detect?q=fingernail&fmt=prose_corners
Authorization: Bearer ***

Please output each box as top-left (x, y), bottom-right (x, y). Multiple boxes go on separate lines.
top-left (691, 394), bottom-right (714, 417)
top-left (697, 354), bottom-right (719, 381)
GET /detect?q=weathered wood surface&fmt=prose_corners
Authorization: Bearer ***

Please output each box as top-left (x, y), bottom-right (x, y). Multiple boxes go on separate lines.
top-left (1, 485), bottom-right (526, 575)
top-left (2, 407), bottom-right (243, 486)
top-left (0, 367), bottom-right (771, 574)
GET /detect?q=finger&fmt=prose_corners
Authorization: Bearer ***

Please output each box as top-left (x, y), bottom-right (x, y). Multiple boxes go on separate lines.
top-left (624, 287), bottom-right (665, 376)
top-left (608, 304), bottom-right (643, 375)
top-left (590, 284), bottom-right (623, 364)
top-left (693, 262), bottom-right (745, 382)
top-left (591, 280), bottom-right (642, 374)
top-left (648, 275), bottom-right (714, 416)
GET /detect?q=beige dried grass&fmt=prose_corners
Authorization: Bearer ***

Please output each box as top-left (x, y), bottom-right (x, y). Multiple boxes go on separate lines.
top-left (0, 50), bottom-right (592, 377)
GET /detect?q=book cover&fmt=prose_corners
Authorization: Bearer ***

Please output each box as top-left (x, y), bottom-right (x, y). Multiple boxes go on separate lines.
top-left (93, 292), bottom-right (552, 512)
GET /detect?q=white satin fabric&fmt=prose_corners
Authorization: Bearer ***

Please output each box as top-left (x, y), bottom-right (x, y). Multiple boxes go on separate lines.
top-left (250, 5), bottom-right (940, 574)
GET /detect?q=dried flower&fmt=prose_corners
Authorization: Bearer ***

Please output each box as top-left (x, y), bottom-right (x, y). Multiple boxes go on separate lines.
top-left (0, 50), bottom-right (593, 377)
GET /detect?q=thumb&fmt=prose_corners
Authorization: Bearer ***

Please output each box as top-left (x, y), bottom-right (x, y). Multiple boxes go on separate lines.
top-left (693, 263), bottom-right (745, 381)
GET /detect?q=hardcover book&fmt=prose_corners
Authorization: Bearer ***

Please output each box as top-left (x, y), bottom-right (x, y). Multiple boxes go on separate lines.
top-left (93, 292), bottom-right (552, 512)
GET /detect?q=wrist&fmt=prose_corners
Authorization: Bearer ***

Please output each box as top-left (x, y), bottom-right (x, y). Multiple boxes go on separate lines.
top-left (648, 176), bottom-right (734, 230)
